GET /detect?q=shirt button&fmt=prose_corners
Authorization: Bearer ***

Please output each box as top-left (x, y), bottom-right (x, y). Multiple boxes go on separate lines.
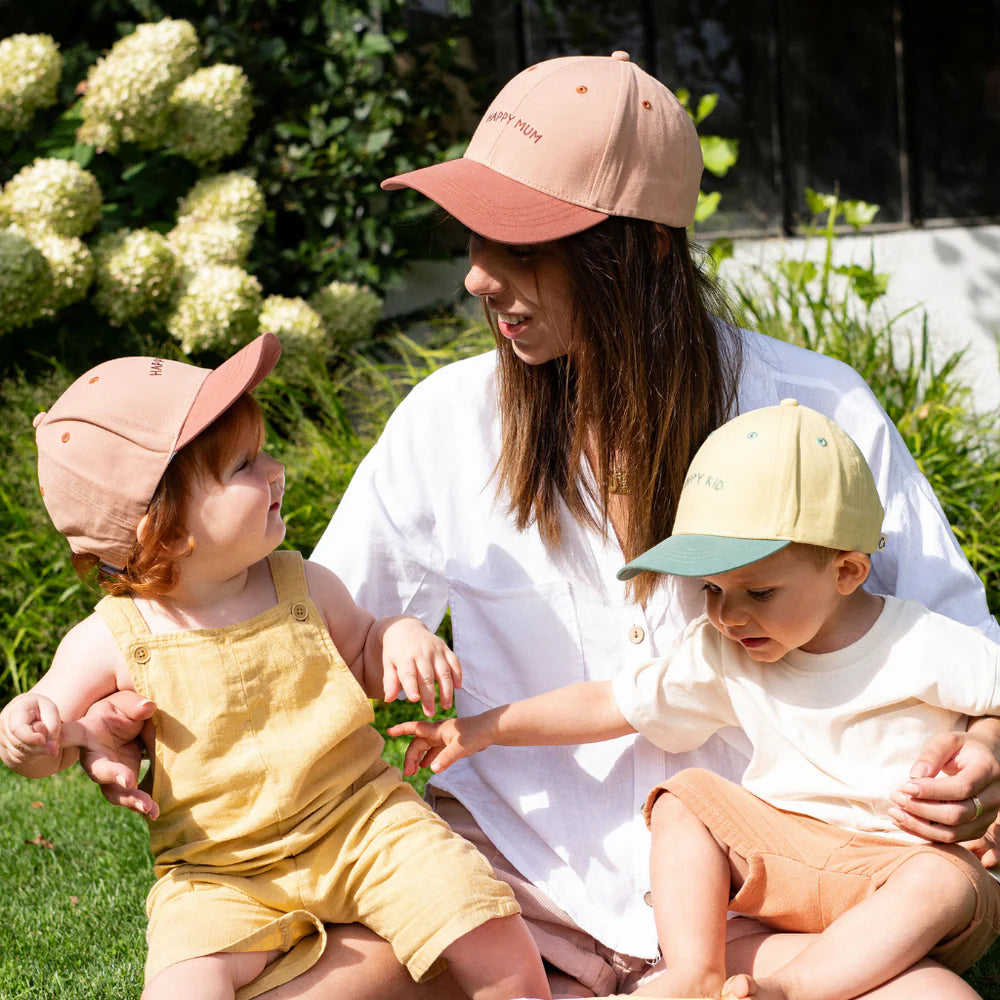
top-left (291, 602), bottom-right (309, 621)
top-left (628, 625), bottom-right (645, 644)
top-left (132, 644), bottom-right (151, 664)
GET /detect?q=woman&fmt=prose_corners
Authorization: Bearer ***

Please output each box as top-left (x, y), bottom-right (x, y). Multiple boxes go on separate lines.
top-left (92, 51), bottom-right (1000, 999)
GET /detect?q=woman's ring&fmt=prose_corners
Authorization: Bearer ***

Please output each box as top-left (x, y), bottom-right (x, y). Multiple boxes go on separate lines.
top-left (972, 795), bottom-right (984, 821)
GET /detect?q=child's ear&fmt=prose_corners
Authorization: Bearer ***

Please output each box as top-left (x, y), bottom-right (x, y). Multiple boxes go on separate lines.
top-left (137, 514), bottom-right (189, 557)
top-left (834, 551), bottom-right (871, 595)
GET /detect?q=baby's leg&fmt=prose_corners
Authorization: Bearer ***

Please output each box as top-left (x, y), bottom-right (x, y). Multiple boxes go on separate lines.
top-left (441, 913), bottom-right (552, 1000)
top-left (632, 790), bottom-right (733, 998)
top-left (733, 852), bottom-right (977, 1000)
top-left (142, 948), bottom-right (282, 1000)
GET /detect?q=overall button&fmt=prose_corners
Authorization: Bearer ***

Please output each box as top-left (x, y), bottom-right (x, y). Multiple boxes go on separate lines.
top-left (132, 644), bottom-right (151, 664)
top-left (291, 602), bottom-right (309, 621)
top-left (628, 625), bottom-right (645, 644)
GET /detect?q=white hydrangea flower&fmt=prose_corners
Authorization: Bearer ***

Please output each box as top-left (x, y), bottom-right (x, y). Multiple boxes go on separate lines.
top-left (258, 295), bottom-right (328, 376)
top-left (309, 280), bottom-right (383, 349)
top-left (0, 34), bottom-right (63, 132)
top-left (167, 264), bottom-right (262, 354)
top-left (167, 64), bottom-right (253, 167)
top-left (0, 158), bottom-right (102, 238)
top-left (167, 217), bottom-right (254, 280)
top-left (29, 230), bottom-right (94, 315)
top-left (0, 227), bottom-right (52, 335)
top-left (176, 171), bottom-right (265, 235)
top-left (77, 18), bottom-right (200, 152)
top-left (92, 228), bottom-right (177, 326)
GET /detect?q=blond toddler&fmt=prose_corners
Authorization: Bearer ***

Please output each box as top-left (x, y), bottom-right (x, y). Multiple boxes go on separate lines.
top-left (391, 399), bottom-right (1000, 1000)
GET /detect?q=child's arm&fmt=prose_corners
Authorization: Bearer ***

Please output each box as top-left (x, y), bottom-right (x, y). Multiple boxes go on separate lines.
top-left (387, 681), bottom-right (635, 775)
top-left (0, 613), bottom-right (130, 778)
top-left (304, 559), bottom-right (461, 715)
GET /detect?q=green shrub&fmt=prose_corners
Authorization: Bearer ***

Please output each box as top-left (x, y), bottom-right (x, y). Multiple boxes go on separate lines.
top-left (0, 3), bottom-right (469, 376)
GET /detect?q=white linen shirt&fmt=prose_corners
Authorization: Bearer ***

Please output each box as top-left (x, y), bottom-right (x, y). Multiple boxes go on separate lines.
top-left (312, 327), bottom-right (999, 958)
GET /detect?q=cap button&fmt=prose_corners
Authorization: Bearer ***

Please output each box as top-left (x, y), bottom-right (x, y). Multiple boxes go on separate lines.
top-left (779, 398), bottom-right (799, 407)
top-left (611, 50), bottom-right (631, 62)
top-left (33, 411), bottom-right (47, 428)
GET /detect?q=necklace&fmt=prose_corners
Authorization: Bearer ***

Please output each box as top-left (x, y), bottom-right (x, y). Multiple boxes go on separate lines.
top-left (607, 469), bottom-right (629, 495)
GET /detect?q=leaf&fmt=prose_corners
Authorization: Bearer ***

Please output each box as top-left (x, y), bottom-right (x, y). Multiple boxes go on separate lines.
top-left (694, 190), bottom-right (721, 222)
top-left (842, 199), bottom-right (880, 229)
top-left (805, 188), bottom-right (839, 216)
top-left (700, 136), bottom-right (739, 177)
top-left (365, 128), bottom-right (393, 156)
top-left (778, 260), bottom-right (818, 285)
top-left (26, 833), bottom-right (54, 849)
top-left (694, 93), bottom-right (719, 125)
top-left (835, 264), bottom-right (890, 307)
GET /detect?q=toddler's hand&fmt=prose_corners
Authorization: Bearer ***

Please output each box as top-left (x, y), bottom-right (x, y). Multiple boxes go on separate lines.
top-left (382, 618), bottom-right (462, 717)
top-left (0, 692), bottom-right (69, 769)
top-left (387, 717), bottom-right (486, 776)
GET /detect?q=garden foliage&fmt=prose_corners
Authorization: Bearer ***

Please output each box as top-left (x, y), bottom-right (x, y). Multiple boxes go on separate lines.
top-left (0, 0), bottom-right (479, 375)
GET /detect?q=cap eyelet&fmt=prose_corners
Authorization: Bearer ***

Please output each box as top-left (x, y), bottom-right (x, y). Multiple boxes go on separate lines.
top-left (89, 376), bottom-right (99, 384)
top-left (746, 431), bottom-right (757, 439)
top-left (61, 432), bottom-right (70, 443)
top-left (817, 437), bottom-right (828, 447)
top-left (39, 486), bottom-right (45, 496)
top-left (576, 85), bottom-right (588, 94)
top-left (641, 99), bottom-right (652, 109)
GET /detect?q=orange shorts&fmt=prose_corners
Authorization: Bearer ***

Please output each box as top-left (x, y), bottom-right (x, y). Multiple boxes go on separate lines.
top-left (427, 789), bottom-right (768, 997)
top-left (647, 768), bottom-right (1000, 973)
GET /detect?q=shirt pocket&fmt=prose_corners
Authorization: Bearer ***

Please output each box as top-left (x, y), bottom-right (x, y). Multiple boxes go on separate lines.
top-left (448, 578), bottom-right (585, 707)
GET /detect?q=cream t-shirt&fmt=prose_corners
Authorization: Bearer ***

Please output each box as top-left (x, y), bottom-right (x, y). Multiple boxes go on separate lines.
top-left (614, 596), bottom-right (1000, 839)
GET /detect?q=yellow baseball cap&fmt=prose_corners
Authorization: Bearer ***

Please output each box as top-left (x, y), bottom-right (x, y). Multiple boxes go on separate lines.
top-left (617, 399), bottom-right (886, 580)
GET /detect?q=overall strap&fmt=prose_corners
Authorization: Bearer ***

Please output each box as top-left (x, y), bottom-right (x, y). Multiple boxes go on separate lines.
top-left (94, 593), bottom-right (153, 645)
top-left (267, 550), bottom-right (309, 604)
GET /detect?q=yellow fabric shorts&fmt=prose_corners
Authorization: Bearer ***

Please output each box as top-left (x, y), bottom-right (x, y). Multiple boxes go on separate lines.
top-left (648, 768), bottom-right (1000, 973)
top-left (145, 778), bottom-right (520, 998)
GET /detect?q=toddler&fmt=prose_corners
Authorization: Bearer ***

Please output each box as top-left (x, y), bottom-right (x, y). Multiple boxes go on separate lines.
top-left (0, 333), bottom-right (550, 1000)
top-left (391, 399), bottom-right (1000, 1000)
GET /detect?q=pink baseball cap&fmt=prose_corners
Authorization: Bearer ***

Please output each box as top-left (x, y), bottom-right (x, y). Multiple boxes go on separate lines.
top-left (381, 51), bottom-right (703, 244)
top-left (35, 332), bottom-right (281, 570)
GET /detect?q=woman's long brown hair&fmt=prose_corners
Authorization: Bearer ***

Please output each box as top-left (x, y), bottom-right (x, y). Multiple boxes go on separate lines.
top-left (492, 217), bottom-right (742, 604)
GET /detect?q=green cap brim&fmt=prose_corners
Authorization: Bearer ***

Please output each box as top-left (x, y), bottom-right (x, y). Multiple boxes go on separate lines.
top-left (616, 535), bottom-right (791, 580)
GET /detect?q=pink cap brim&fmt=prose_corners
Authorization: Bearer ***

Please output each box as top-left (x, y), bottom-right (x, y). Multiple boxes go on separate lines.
top-left (176, 332), bottom-right (281, 450)
top-left (382, 158), bottom-right (608, 245)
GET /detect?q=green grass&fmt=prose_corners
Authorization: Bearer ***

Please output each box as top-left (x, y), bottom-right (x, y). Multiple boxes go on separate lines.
top-left (0, 766), bottom-right (150, 999)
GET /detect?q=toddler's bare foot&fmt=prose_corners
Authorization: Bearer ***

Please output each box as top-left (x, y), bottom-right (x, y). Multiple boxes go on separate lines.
top-left (722, 973), bottom-right (794, 1000)
top-left (722, 974), bottom-right (756, 999)
top-left (630, 967), bottom-right (726, 998)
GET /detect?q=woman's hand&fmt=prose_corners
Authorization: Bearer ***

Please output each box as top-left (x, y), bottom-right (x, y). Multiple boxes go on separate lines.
top-left (889, 725), bottom-right (1000, 861)
top-left (75, 690), bottom-right (159, 818)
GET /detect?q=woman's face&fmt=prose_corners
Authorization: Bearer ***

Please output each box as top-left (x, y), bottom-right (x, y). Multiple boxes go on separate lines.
top-left (465, 234), bottom-right (575, 365)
